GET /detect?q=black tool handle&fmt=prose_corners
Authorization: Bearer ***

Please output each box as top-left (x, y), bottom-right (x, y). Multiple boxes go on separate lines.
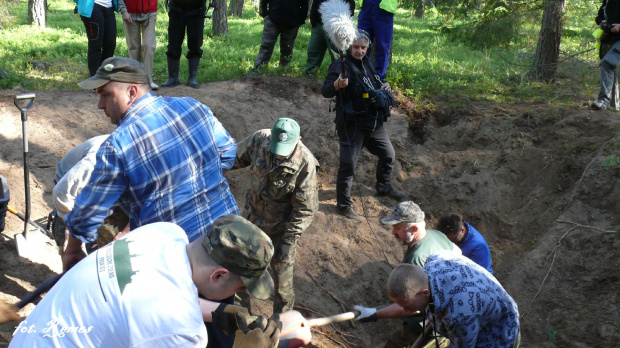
top-left (16, 272), bottom-right (64, 309)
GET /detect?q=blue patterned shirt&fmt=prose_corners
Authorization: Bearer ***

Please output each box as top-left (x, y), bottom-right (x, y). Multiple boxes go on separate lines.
top-left (66, 93), bottom-right (239, 243)
top-left (424, 252), bottom-right (519, 348)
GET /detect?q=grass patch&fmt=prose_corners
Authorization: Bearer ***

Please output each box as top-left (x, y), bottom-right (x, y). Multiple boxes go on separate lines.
top-left (0, 0), bottom-right (603, 105)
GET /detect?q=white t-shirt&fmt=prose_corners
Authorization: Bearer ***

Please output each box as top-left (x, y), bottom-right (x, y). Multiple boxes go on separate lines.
top-left (95, 0), bottom-right (113, 8)
top-left (10, 222), bottom-right (207, 347)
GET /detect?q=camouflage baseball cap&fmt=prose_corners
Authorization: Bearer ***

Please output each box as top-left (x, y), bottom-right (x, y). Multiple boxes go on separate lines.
top-left (380, 201), bottom-right (425, 225)
top-left (203, 215), bottom-right (274, 300)
top-left (78, 57), bottom-right (148, 90)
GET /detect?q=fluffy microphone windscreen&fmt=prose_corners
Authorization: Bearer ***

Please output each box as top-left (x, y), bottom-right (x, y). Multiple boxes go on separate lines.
top-left (319, 0), bottom-right (357, 53)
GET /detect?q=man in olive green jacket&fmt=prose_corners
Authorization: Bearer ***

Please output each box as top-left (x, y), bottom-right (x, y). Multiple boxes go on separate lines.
top-left (231, 118), bottom-right (319, 313)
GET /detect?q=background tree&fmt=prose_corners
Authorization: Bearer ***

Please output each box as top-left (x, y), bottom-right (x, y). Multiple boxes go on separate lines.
top-left (27, 0), bottom-right (46, 27)
top-left (530, 0), bottom-right (567, 79)
top-left (230, 0), bottom-right (244, 17)
top-left (212, 0), bottom-right (228, 35)
top-left (415, 0), bottom-right (426, 18)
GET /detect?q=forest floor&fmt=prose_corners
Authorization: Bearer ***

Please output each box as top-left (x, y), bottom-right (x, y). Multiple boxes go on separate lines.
top-left (0, 76), bottom-right (618, 347)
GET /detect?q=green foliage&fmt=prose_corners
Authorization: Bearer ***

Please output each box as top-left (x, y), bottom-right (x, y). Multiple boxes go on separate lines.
top-left (0, 0), bottom-right (604, 106)
top-left (603, 155), bottom-right (619, 170)
top-left (0, 0), bottom-right (16, 29)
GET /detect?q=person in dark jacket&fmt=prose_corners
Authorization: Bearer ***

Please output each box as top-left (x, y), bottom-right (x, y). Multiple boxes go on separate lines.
top-left (305, 0), bottom-right (355, 76)
top-left (161, 0), bottom-right (206, 89)
top-left (252, 0), bottom-right (309, 71)
top-left (592, 0), bottom-right (620, 110)
top-left (321, 30), bottom-right (405, 222)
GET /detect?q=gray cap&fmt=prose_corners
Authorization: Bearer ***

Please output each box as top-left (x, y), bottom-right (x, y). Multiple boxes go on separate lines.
top-left (380, 201), bottom-right (425, 225)
top-left (78, 57), bottom-right (148, 90)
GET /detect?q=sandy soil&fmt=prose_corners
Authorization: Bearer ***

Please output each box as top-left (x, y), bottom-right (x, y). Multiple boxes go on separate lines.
top-left (0, 76), bottom-right (618, 347)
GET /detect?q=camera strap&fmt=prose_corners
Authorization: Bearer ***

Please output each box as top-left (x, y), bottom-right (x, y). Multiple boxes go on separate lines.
top-left (346, 58), bottom-right (382, 95)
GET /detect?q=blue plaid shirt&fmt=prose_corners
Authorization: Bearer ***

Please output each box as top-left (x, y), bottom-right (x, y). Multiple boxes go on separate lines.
top-left (66, 93), bottom-right (239, 243)
top-left (424, 252), bottom-right (520, 348)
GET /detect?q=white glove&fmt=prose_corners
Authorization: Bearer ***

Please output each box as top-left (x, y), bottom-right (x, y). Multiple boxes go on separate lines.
top-left (354, 305), bottom-right (377, 322)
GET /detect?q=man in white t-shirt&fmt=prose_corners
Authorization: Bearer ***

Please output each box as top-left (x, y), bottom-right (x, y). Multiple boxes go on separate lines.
top-left (10, 215), bottom-right (280, 348)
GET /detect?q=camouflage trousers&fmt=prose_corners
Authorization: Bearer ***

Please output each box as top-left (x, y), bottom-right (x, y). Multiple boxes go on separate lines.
top-left (51, 206), bottom-right (129, 251)
top-left (271, 234), bottom-right (297, 313)
top-left (253, 17), bottom-right (299, 69)
top-left (235, 233), bottom-right (297, 314)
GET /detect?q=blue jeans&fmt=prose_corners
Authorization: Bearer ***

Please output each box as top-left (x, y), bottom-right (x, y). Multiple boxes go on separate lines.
top-left (598, 40), bottom-right (620, 109)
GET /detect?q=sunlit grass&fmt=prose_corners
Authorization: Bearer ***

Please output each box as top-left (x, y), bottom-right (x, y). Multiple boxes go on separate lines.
top-left (0, 0), bottom-right (602, 105)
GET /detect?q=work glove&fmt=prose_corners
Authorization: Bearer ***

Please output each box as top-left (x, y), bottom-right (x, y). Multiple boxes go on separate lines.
top-left (276, 243), bottom-right (293, 262)
top-left (354, 305), bottom-right (377, 323)
top-left (232, 313), bottom-right (282, 348)
top-left (211, 303), bottom-right (250, 336)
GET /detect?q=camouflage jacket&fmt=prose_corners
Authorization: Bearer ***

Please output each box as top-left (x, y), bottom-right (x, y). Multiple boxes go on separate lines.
top-left (232, 129), bottom-right (319, 245)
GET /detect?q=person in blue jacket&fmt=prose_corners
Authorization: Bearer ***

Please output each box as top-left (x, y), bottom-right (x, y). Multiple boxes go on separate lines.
top-left (436, 213), bottom-right (493, 274)
top-left (357, 0), bottom-right (397, 79)
top-left (74, 0), bottom-right (119, 77)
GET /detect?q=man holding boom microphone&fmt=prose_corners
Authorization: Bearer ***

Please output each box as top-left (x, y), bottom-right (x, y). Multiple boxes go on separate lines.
top-left (322, 30), bottom-right (404, 222)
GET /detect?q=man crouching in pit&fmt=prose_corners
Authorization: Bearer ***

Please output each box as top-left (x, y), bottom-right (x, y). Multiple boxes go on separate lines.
top-left (10, 215), bottom-right (281, 348)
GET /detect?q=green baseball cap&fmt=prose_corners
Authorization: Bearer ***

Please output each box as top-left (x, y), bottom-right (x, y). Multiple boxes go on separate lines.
top-left (78, 57), bottom-right (149, 90)
top-left (270, 118), bottom-right (300, 157)
top-left (203, 215), bottom-right (274, 300)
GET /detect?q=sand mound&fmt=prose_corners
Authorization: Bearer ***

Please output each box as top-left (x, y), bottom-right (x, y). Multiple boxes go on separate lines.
top-left (0, 77), bottom-right (617, 347)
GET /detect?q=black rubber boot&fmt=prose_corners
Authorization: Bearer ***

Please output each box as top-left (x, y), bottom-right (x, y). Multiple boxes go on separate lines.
top-left (187, 57), bottom-right (200, 89)
top-left (161, 57), bottom-right (180, 87)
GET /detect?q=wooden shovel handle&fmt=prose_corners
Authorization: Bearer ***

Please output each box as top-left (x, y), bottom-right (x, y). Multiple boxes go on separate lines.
top-left (307, 311), bottom-right (358, 327)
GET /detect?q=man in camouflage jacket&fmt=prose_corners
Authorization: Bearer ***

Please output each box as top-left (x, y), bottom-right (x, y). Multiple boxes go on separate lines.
top-left (231, 118), bottom-right (319, 313)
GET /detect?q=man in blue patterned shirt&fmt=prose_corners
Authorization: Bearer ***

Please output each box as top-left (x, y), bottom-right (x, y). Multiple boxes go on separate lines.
top-left (62, 57), bottom-right (239, 271)
top-left (387, 251), bottom-right (520, 348)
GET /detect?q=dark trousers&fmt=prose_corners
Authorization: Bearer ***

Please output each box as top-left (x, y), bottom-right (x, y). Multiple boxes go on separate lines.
top-left (254, 17), bottom-right (299, 68)
top-left (81, 4), bottom-right (117, 76)
top-left (166, 9), bottom-right (205, 60)
top-left (336, 123), bottom-right (395, 208)
top-left (201, 294), bottom-right (235, 348)
top-left (305, 24), bottom-right (337, 75)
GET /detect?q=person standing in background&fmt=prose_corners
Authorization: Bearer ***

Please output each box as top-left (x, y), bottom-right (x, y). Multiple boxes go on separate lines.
top-left (118, 0), bottom-right (159, 89)
top-left (357, 0), bottom-right (397, 79)
top-left (75, 0), bottom-right (119, 77)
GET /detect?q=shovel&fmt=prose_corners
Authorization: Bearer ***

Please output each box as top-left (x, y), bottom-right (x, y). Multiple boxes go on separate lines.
top-left (7, 204), bottom-right (52, 238)
top-left (13, 93), bottom-right (37, 257)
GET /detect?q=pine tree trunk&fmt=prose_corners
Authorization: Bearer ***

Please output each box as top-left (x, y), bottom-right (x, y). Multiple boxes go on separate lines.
top-left (414, 0), bottom-right (425, 19)
top-left (230, 0), bottom-right (244, 17)
top-left (28, 0), bottom-right (46, 27)
top-left (530, 0), bottom-right (566, 80)
top-left (212, 0), bottom-right (228, 35)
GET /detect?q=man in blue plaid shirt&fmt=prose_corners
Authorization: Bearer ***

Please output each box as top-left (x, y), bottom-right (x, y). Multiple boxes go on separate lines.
top-left (62, 57), bottom-right (239, 271)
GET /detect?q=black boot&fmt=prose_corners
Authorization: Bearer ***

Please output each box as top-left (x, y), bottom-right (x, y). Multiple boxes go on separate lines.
top-left (161, 57), bottom-right (180, 87)
top-left (187, 57), bottom-right (200, 89)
